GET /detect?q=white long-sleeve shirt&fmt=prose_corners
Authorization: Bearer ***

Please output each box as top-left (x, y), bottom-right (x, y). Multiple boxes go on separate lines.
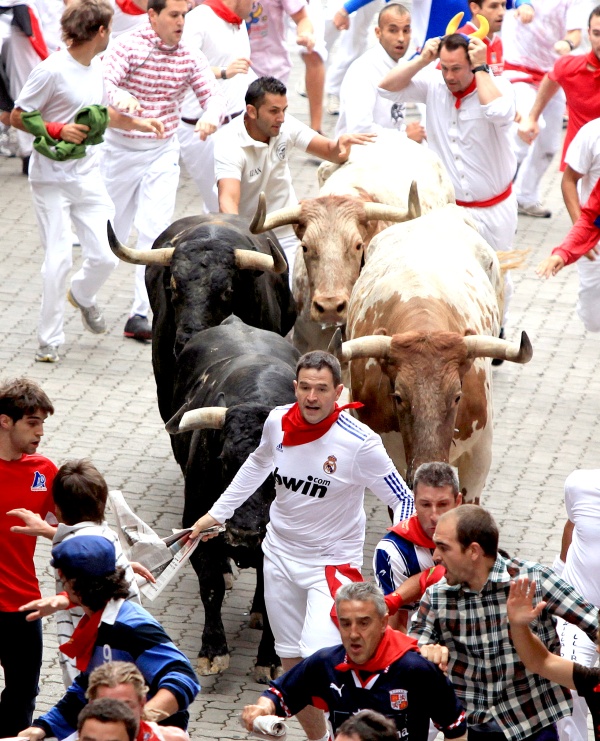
top-left (209, 405), bottom-right (414, 566)
top-left (102, 22), bottom-right (226, 141)
top-left (380, 68), bottom-right (516, 203)
top-left (337, 43), bottom-right (407, 137)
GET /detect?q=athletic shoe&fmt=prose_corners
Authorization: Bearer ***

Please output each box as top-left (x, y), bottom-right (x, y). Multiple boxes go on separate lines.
top-left (35, 345), bottom-right (59, 363)
top-left (67, 289), bottom-right (107, 334)
top-left (326, 94), bottom-right (340, 116)
top-left (492, 327), bottom-right (505, 367)
top-left (517, 202), bottom-right (552, 218)
top-left (295, 79), bottom-right (307, 98)
top-left (124, 314), bottom-right (152, 342)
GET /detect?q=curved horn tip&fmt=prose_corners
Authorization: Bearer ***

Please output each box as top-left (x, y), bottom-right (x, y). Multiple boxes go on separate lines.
top-left (445, 11), bottom-right (464, 35)
top-left (249, 192), bottom-right (268, 234)
top-left (517, 330), bottom-right (533, 363)
top-left (267, 237), bottom-right (288, 274)
top-left (408, 181), bottom-right (421, 219)
top-left (473, 14), bottom-right (489, 39)
top-left (327, 327), bottom-right (344, 359)
top-left (165, 414), bottom-right (182, 435)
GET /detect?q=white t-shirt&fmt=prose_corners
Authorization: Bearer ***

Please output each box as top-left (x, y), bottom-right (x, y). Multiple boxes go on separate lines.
top-left (180, 5), bottom-right (255, 120)
top-left (337, 43), bottom-right (407, 137)
top-left (565, 118), bottom-right (600, 203)
top-left (501, 0), bottom-right (587, 74)
top-left (208, 405), bottom-right (414, 565)
top-left (214, 113), bottom-right (315, 240)
top-left (380, 68), bottom-right (516, 202)
top-left (15, 48), bottom-right (105, 183)
top-left (562, 470), bottom-right (600, 607)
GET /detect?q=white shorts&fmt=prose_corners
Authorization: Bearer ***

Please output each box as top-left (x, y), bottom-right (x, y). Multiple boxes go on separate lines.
top-left (263, 551), bottom-right (361, 659)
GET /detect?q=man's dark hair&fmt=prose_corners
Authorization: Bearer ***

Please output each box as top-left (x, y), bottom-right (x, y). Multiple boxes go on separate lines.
top-left (440, 33), bottom-right (469, 57)
top-left (0, 377), bottom-right (54, 422)
top-left (413, 462), bottom-right (459, 498)
top-left (337, 710), bottom-right (398, 741)
top-left (61, 0), bottom-right (113, 44)
top-left (378, 2), bottom-right (409, 26)
top-left (469, 0), bottom-right (485, 9)
top-left (246, 77), bottom-right (287, 110)
top-left (296, 351), bottom-right (342, 387)
top-left (53, 460), bottom-right (108, 526)
top-left (452, 504), bottom-right (498, 558)
top-left (67, 566), bottom-right (130, 613)
top-left (78, 698), bottom-right (138, 741)
top-left (590, 4), bottom-right (600, 26)
top-left (148, 0), bottom-right (168, 13)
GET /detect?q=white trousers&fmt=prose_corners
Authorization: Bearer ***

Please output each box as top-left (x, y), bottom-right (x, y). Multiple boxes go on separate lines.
top-left (30, 172), bottom-right (117, 347)
top-left (177, 120), bottom-right (218, 213)
top-left (462, 194), bottom-right (517, 326)
top-left (576, 253), bottom-right (600, 332)
top-left (278, 233), bottom-right (300, 287)
top-left (100, 136), bottom-right (180, 317)
top-left (557, 618), bottom-right (599, 741)
top-left (513, 81), bottom-right (566, 206)
top-left (263, 551), bottom-right (348, 658)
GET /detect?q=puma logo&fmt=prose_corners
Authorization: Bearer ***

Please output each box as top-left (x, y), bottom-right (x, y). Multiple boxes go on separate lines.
top-left (330, 682), bottom-right (344, 697)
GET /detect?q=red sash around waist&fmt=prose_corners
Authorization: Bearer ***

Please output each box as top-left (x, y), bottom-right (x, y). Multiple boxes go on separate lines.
top-left (456, 182), bottom-right (512, 209)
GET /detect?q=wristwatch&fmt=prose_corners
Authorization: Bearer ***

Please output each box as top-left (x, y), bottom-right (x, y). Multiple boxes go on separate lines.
top-left (221, 67), bottom-right (227, 80)
top-left (472, 64), bottom-right (490, 74)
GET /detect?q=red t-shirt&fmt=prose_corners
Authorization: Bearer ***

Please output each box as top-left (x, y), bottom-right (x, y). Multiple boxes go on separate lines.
top-left (0, 454), bottom-right (56, 611)
top-left (549, 55), bottom-right (600, 170)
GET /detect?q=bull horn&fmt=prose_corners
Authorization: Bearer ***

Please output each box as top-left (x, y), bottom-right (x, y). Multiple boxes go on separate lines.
top-left (445, 11), bottom-right (489, 39)
top-left (234, 238), bottom-right (287, 274)
top-left (249, 192), bottom-right (302, 234)
top-left (464, 330), bottom-right (533, 364)
top-left (445, 11), bottom-right (464, 34)
top-left (333, 334), bottom-right (393, 363)
top-left (107, 221), bottom-right (174, 266)
top-left (363, 181), bottom-right (421, 223)
top-left (168, 406), bottom-right (228, 434)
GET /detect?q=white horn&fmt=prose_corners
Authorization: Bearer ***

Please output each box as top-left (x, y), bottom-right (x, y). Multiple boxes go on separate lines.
top-left (176, 407), bottom-right (228, 433)
top-left (463, 330), bottom-right (533, 364)
top-left (107, 221), bottom-right (174, 266)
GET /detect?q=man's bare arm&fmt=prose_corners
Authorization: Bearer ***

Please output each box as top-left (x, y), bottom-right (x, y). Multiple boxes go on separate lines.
top-left (218, 178), bottom-right (241, 214)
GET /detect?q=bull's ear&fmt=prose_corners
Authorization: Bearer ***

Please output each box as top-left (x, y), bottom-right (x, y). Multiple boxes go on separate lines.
top-left (215, 392), bottom-right (226, 408)
top-left (165, 402), bottom-right (189, 435)
top-left (374, 327), bottom-right (389, 336)
top-left (464, 328), bottom-right (477, 337)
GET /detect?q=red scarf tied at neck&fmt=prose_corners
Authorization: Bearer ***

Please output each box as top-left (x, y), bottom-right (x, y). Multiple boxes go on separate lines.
top-left (203, 0), bottom-right (243, 27)
top-left (452, 76), bottom-right (477, 108)
top-left (281, 401), bottom-right (364, 446)
top-left (389, 514), bottom-right (435, 549)
top-left (59, 609), bottom-right (103, 671)
top-left (586, 50), bottom-right (600, 78)
top-left (335, 626), bottom-right (417, 674)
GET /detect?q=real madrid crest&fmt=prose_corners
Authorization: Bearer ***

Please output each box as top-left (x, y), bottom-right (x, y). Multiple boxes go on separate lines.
top-left (389, 689), bottom-right (408, 710)
top-left (323, 455), bottom-right (337, 474)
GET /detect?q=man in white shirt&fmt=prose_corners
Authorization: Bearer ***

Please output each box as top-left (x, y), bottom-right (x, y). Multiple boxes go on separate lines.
top-left (191, 350), bottom-right (414, 741)
top-left (214, 75), bottom-right (373, 279)
top-left (336, 3), bottom-right (425, 140)
top-left (379, 32), bottom-right (516, 328)
top-left (178, 0), bottom-right (255, 213)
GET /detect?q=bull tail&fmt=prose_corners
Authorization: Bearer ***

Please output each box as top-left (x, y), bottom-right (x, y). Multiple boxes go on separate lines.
top-left (496, 248), bottom-right (530, 272)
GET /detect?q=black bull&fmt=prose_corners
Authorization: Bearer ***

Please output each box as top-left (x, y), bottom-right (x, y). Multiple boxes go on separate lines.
top-left (166, 317), bottom-right (300, 679)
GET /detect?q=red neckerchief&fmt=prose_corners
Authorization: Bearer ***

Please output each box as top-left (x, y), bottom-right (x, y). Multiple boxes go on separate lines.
top-left (586, 50), bottom-right (600, 77)
top-left (115, 0), bottom-right (145, 15)
top-left (203, 0), bottom-right (243, 27)
top-left (281, 401), bottom-right (364, 446)
top-left (335, 627), bottom-right (417, 681)
top-left (138, 720), bottom-right (162, 741)
top-left (59, 609), bottom-right (103, 671)
top-left (389, 514), bottom-right (435, 549)
top-left (452, 77), bottom-right (477, 108)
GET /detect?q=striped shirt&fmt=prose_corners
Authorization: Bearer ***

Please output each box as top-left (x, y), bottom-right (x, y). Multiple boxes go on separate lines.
top-left (209, 404), bottom-right (414, 565)
top-left (412, 554), bottom-right (599, 741)
top-left (103, 23), bottom-right (225, 140)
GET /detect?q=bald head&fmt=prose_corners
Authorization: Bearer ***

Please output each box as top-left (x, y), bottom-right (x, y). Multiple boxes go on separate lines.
top-left (375, 3), bottom-right (411, 61)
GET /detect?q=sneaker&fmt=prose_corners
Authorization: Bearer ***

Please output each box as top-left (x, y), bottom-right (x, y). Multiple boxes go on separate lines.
top-left (35, 345), bottom-right (59, 363)
top-left (517, 202), bottom-right (552, 218)
top-left (67, 289), bottom-right (107, 334)
top-left (124, 314), bottom-right (152, 342)
top-left (492, 327), bottom-right (505, 367)
top-left (326, 94), bottom-right (340, 116)
top-left (295, 79), bottom-right (307, 98)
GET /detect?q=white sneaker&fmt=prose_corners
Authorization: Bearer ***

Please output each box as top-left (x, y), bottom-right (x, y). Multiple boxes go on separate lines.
top-left (35, 345), bottom-right (59, 362)
top-left (67, 289), bottom-right (107, 334)
top-left (517, 202), bottom-right (552, 218)
top-left (326, 94), bottom-right (340, 116)
top-left (295, 79), bottom-right (307, 98)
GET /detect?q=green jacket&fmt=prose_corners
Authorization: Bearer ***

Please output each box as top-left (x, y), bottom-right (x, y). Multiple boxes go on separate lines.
top-left (21, 105), bottom-right (109, 161)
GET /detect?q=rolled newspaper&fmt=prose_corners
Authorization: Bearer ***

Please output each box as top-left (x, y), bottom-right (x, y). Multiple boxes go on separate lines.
top-left (251, 715), bottom-right (288, 738)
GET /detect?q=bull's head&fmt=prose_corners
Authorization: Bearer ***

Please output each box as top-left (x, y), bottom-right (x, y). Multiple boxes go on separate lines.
top-left (107, 221), bottom-right (288, 356)
top-left (249, 186), bottom-right (421, 327)
top-left (329, 328), bottom-right (532, 485)
top-left (166, 403), bottom-right (275, 549)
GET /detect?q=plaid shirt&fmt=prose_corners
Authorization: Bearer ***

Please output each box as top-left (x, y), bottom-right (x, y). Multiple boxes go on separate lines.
top-left (412, 554), bottom-right (599, 741)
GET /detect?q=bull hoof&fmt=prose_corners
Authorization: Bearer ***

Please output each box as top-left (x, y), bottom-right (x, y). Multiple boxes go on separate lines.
top-left (223, 572), bottom-right (235, 590)
top-left (196, 654), bottom-right (230, 675)
top-left (249, 611), bottom-right (263, 630)
top-left (253, 664), bottom-right (283, 684)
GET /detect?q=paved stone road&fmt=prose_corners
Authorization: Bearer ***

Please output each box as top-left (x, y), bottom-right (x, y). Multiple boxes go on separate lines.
top-left (1, 49), bottom-right (599, 740)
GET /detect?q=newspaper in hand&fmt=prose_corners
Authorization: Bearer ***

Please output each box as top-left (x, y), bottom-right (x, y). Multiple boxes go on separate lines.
top-left (107, 490), bottom-right (201, 601)
top-left (239, 715), bottom-right (288, 739)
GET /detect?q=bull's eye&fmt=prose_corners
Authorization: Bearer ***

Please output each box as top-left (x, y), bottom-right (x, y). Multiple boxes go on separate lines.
top-left (455, 394), bottom-right (461, 405)
top-left (356, 242), bottom-right (363, 251)
top-left (391, 392), bottom-right (402, 404)
top-left (302, 243), bottom-right (307, 253)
